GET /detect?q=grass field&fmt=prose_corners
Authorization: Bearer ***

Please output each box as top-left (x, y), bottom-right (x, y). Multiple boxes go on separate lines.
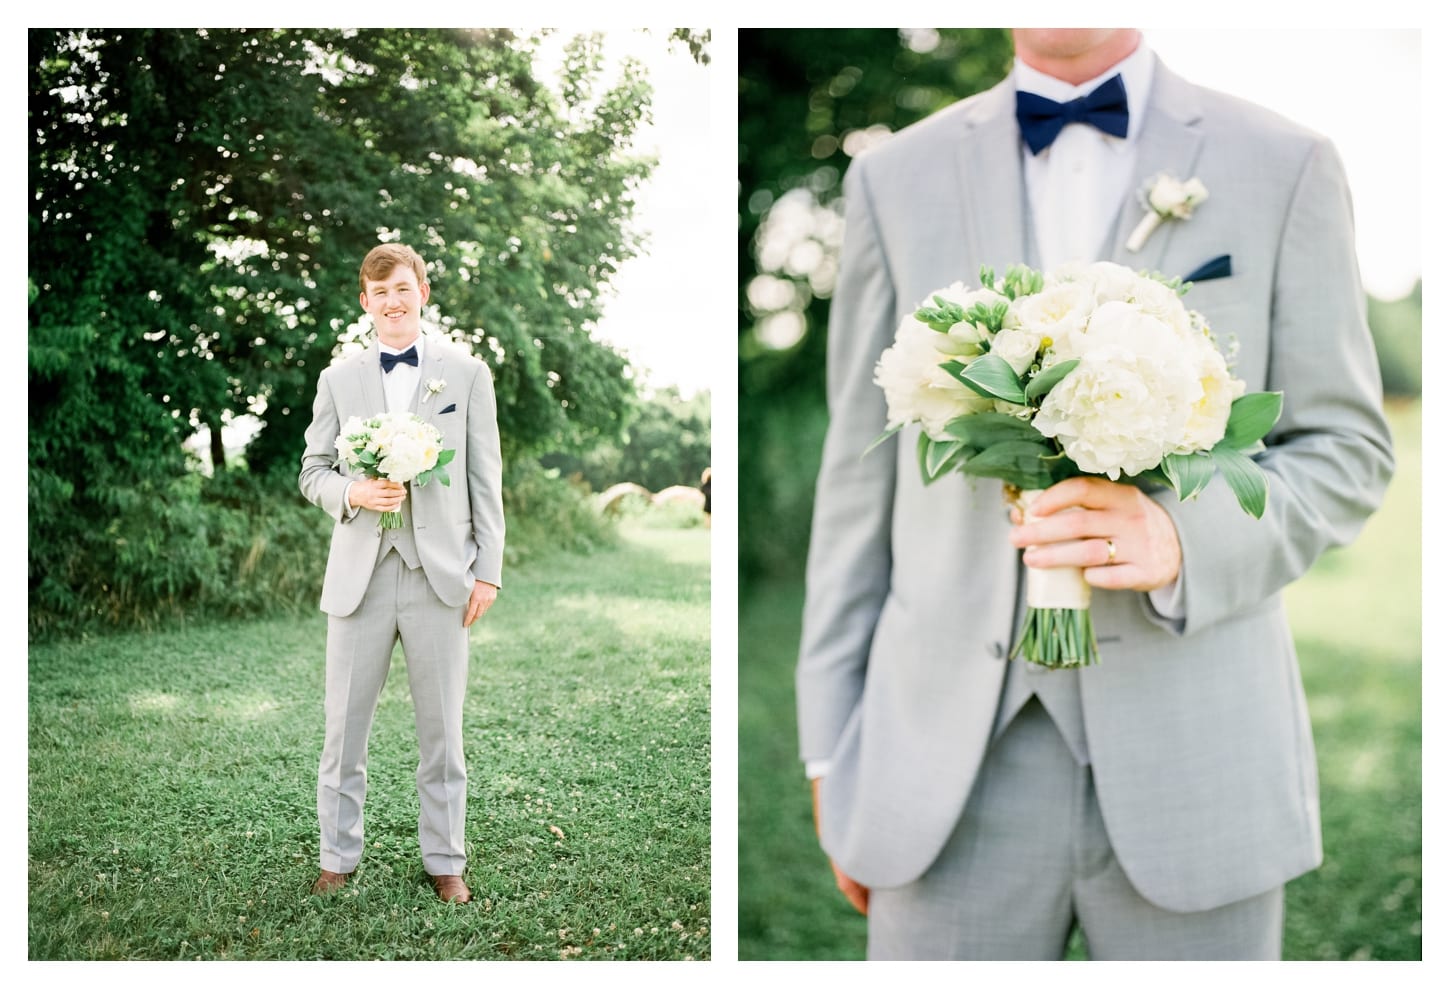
top-left (29, 523), bottom-right (710, 961)
top-left (739, 400), bottom-right (1421, 961)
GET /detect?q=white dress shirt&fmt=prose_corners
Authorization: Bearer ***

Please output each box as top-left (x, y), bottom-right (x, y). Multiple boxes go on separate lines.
top-left (380, 334), bottom-right (424, 413)
top-left (1015, 42), bottom-right (1155, 270)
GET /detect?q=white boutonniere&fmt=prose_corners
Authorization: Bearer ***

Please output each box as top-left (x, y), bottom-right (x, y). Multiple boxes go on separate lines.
top-left (423, 378), bottom-right (447, 402)
top-left (1125, 174), bottom-right (1208, 252)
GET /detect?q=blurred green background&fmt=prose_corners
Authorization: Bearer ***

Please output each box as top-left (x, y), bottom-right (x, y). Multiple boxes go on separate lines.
top-left (737, 28), bottom-right (1422, 961)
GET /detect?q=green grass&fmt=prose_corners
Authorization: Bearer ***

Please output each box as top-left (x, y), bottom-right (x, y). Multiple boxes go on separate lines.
top-left (739, 400), bottom-right (1421, 960)
top-left (29, 523), bottom-right (710, 961)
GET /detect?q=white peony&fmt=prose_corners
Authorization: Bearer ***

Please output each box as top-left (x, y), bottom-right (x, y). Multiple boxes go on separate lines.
top-left (1032, 301), bottom-right (1203, 479)
top-left (1176, 337), bottom-right (1245, 453)
top-left (1004, 280), bottom-right (1094, 351)
top-left (874, 314), bottom-right (996, 440)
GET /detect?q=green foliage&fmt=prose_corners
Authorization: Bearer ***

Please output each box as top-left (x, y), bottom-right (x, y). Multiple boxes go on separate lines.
top-left (29, 526), bottom-right (710, 960)
top-left (1366, 281), bottom-right (1421, 397)
top-left (542, 387), bottom-right (711, 494)
top-left (28, 470), bottom-right (333, 638)
top-left (739, 29), bottom-right (1014, 580)
top-left (499, 459), bottom-right (618, 569)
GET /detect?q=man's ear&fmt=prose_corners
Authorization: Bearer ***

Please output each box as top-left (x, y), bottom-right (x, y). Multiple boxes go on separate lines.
top-left (359, 291), bottom-right (368, 312)
top-left (419, 281), bottom-right (431, 306)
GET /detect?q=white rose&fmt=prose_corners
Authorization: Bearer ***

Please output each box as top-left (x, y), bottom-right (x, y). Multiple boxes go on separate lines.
top-left (1147, 175), bottom-right (1209, 218)
top-left (874, 315), bottom-right (995, 440)
top-left (988, 327), bottom-right (1042, 376)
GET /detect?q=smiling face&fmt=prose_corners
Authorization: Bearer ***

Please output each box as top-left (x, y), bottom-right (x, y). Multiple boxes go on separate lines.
top-left (360, 262), bottom-right (430, 350)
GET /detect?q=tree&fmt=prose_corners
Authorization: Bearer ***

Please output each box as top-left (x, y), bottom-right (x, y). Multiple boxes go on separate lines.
top-left (543, 387), bottom-right (711, 494)
top-left (737, 29), bottom-right (1014, 578)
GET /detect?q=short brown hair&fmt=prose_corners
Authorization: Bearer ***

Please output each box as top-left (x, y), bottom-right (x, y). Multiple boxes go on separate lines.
top-left (359, 244), bottom-right (428, 292)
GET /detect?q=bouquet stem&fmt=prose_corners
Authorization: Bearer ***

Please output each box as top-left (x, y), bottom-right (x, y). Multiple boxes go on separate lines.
top-left (1009, 606), bottom-right (1100, 668)
top-left (1008, 486), bottom-right (1101, 668)
top-left (379, 510), bottom-right (404, 530)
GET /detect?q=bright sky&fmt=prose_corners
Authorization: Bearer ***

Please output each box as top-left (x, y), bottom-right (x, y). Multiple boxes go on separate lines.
top-left (1141, 28), bottom-right (1421, 301)
top-left (538, 31), bottom-right (716, 397)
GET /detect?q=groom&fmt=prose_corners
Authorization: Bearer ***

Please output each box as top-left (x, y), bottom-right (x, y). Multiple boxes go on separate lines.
top-left (797, 29), bottom-right (1393, 958)
top-left (299, 243), bottom-right (505, 904)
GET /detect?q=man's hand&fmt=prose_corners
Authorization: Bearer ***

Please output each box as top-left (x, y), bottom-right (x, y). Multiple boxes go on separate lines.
top-left (1008, 476), bottom-right (1182, 592)
top-left (812, 778), bottom-right (869, 915)
top-left (348, 477), bottom-right (407, 513)
top-left (464, 580), bottom-right (498, 628)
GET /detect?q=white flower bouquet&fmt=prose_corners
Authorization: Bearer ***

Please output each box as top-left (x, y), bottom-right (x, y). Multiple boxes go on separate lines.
top-left (334, 411), bottom-right (455, 529)
top-left (869, 261), bottom-right (1281, 667)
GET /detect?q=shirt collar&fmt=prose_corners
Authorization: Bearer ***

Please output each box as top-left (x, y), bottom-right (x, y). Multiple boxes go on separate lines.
top-left (378, 332), bottom-right (424, 358)
top-left (1012, 40), bottom-right (1155, 148)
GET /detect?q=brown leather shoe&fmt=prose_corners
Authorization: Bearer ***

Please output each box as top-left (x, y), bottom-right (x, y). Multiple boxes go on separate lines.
top-left (310, 869), bottom-right (352, 895)
top-left (429, 874), bottom-right (471, 904)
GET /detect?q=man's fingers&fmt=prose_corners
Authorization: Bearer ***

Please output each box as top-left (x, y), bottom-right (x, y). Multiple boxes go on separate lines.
top-left (833, 863), bottom-right (869, 915)
top-left (1027, 476), bottom-right (1128, 516)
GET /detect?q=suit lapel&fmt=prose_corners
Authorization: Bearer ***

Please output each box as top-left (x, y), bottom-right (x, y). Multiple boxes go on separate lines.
top-left (359, 340), bottom-right (387, 416)
top-left (1107, 59), bottom-right (1206, 270)
top-left (955, 80), bottom-right (1029, 278)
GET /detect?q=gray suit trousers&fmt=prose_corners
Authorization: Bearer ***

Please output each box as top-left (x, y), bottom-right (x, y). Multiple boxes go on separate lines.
top-left (318, 549), bottom-right (470, 876)
top-left (868, 698), bottom-right (1283, 960)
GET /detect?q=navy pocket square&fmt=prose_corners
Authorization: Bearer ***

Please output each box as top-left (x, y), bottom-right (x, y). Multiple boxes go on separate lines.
top-left (1182, 254), bottom-right (1232, 283)
top-left (438, 403), bottom-right (457, 415)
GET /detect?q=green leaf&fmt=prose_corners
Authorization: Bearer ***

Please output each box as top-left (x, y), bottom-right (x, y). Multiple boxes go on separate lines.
top-left (1212, 446), bottom-right (1270, 518)
top-left (924, 438), bottom-right (966, 480)
top-left (861, 422), bottom-right (903, 459)
top-left (434, 448), bottom-right (457, 468)
top-left (962, 439), bottom-right (1055, 489)
top-left (1024, 358), bottom-right (1079, 401)
top-left (1160, 451), bottom-right (1216, 502)
top-left (941, 412), bottom-right (1040, 447)
top-left (1220, 392), bottom-right (1283, 450)
top-left (957, 354), bottom-right (1028, 405)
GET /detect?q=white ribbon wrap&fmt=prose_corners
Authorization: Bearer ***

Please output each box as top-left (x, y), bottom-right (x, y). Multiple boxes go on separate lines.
top-left (1019, 488), bottom-right (1093, 609)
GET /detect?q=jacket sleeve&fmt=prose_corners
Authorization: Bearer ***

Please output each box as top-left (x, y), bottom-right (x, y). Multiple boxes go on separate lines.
top-left (795, 159), bottom-right (900, 764)
top-left (298, 369), bottom-right (355, 524)
top-left (1151, 135), bottom-right (1395, 636)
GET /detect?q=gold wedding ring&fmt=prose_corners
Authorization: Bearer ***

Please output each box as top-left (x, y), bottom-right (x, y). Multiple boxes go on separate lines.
top-left (1105, 538), bottom-right (1117, 563)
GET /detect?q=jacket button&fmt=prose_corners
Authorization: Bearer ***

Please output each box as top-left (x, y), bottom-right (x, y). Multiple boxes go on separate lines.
top-left (987, 641), bottom-right (1006, 660)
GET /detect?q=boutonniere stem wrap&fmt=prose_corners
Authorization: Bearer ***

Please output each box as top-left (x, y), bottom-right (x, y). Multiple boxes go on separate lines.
top-left (1126, 174), bottom-right (1208, 252)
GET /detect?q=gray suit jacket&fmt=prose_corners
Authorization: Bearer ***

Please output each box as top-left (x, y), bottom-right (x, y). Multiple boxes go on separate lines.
top-left (797, 61), bottom-right (1394, 912)
top-left (299, 333), bottom-right (505, 617)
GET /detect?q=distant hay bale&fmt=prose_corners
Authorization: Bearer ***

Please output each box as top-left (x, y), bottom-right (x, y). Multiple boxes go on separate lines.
top-left (597, 482), bottom-right (651, 515)
top-left (652, 485), bottom-right (706, 509)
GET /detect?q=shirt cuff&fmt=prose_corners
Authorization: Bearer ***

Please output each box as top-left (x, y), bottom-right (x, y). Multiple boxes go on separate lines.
top-left (1147, 576), bottom-right (1185, 621)
top-left (343, 481), bottom-right (360, 520)
top-left (805, 759), bottom-right (832, 781)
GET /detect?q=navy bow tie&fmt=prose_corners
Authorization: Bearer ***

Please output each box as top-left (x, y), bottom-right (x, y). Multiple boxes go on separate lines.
top-left (1015, 74), bottom-right (1130, 155)
top-left (380, 346), bottom-right (418, 373)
